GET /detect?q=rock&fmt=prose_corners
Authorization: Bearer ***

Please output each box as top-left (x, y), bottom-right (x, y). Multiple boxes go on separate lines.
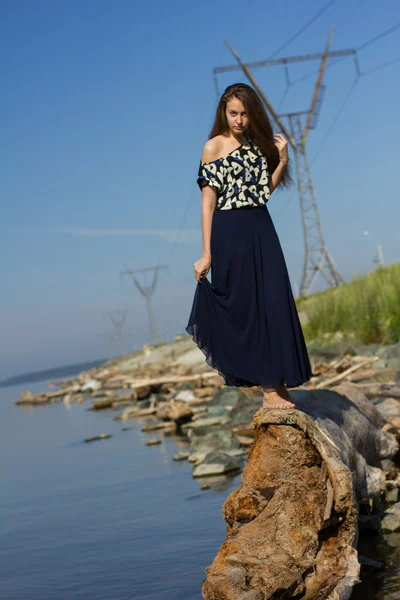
top-left (181, 416), bottom-right (228, 432)
top-left (173, 452), bottom-right (190, 461)
top-left (146, 438), bottom-right (162, 446)
top-left (81, 379), bottom-right (102, 392)
top-left (136, 385), bottom-right (152, 400)
top-left (192, 450), bottom-right (242, 478)
top-left (84, 433), bottom-right (111, 443)
top-left (236, 435), bottom-right (254, 447)
top-left (141, 422), bottom-right (175, 433)
top-left (380, 459), bottom-right (397, 478)
top-left (156, 401), bottom-right (193, 426)
top-left (228, 395), bottom-right (262, 426)
top-left (382, 532), bottom-right (400, 547)
top-left (376, 398), bottom-right (400, 420)
top-left (112, 399), bottom-right (134, 409)
top-left (385, 487), bottom-right (399, 504)
top-left (388, 415), bottom-right (400, 430)
top-left (381, 513), bottom-right (400, 533)
top-left (210, 387), bottom-right (247, 409)
top-left (194, 386), bottom-right (218, 398)
top-left (385, 501), bottom-right (400, 516)
top-left (189, 430), bottom-right (242, 463)
top-left (377, 342), bottom-right (400, 360)
top-left (354, 344), bottom-right (381, 356)
top-left (207, 405), bottom-right (231, 417)
top-left (174, 389), bottom-right (196, 402)
top-left (90, 397), bottom-right (114, 410)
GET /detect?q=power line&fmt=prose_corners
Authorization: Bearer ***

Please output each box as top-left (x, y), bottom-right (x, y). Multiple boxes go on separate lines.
top-left (310, 77), bottom-right (359, 165)
top-left (357, 20), bottom-right (400, 51)
top-left (268, 0), bottom-right (337, 59)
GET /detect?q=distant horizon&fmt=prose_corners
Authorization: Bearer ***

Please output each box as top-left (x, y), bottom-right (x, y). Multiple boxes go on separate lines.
top-left (0, 357), bottom-right (108, 389)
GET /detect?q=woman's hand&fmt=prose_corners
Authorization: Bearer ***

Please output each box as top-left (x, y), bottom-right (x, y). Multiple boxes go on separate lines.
top-left (273, 133), bottom-right (288, 165)
top-left (194, 255), bottom-right (211, 282)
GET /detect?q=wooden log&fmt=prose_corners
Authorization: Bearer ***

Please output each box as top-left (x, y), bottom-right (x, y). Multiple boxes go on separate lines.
top-left (314, 356), bottom-right (379, 389)
top-left (202, 385), bottom-right (398, 600)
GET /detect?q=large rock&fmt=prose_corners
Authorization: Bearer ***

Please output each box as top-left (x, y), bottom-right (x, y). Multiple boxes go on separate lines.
top-left (202, 385), bottom-right (399, 600)
top-left (228, 395), bottom-right (262, 426)
top-left (189, 430), bottom-right (242, 463)
top-left (211, 387), bottom-right (247, 409)
top-left (192, 451), bottom-right (241, 478)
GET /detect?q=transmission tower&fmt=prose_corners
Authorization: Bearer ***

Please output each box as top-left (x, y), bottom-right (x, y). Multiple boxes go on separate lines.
top-left (216, 27), bottom-right (352, 296)
top-left (121, 265), bottom-right (167, 345)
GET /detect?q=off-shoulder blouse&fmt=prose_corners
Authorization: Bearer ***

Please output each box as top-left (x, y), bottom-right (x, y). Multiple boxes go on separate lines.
top-left (197, 141), bottom-right (270, 210)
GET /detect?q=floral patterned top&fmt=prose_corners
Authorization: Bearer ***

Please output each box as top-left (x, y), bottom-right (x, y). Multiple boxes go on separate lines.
top-left (196, 141), bottom-right (270, 210)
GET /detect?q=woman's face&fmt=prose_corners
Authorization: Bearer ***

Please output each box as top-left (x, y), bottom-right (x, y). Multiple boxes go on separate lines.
top-left (225, 97), bottom-right (249, 136)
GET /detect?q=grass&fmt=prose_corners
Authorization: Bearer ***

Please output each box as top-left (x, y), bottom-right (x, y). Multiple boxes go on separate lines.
top-left (297, 262), bottom-right (400, 345)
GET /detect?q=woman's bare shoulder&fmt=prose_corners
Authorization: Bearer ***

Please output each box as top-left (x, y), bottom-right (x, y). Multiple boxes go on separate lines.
top-left (201, 136), bottom-right (224, 163)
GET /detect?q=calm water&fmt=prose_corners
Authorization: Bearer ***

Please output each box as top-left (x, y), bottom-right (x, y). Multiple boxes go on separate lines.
top-left (0, 378), bottom-right (399, 599)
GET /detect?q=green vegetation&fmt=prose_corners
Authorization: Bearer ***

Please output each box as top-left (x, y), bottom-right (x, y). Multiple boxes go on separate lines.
top-left (297, 262), bottom-right (400, 345)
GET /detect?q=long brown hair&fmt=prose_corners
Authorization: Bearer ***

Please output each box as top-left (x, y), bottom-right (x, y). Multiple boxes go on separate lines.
top-left (208, 82), bottom-right (293, 189)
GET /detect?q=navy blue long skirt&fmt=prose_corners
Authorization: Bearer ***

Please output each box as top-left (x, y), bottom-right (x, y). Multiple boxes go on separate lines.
top-left (185, 205), bottom-right (314, 389)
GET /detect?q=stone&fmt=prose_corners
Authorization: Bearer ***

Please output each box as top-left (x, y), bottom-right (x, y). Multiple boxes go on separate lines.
top-left (380, 459), bottom-right (397, 478)
top-left (81, 378), bottom-right (102, 392)
top-left (382, 532), bottom-right (400, 547)
top-left (84, 433), bottom-right (111, 443)
top-left (376, 398), bottom-right (400, 420)
top-left (173, 452), bottom-right (190, 461)
top-left (192, 450), bottom-right (242, 478)
top-left (189, 430), bottom-right (242, 463)
top-left (181, 416), bottom-right (228, 432)
top-left (228, 396), bottom-right (262, 426)
top-left (207, 405), bottom-right (231, 417)
top-left (377, 342), bottom-right (400, 360)
top-left (210, 387), bottom-right (247, 408)
top-left (354, 344), bottom-right (381, 356)
top-left (175, 389), bottom-right (196, 402)
top-left (146, 438), bottom-right (162, 446)
top-left (381, 513), bottom-right (400, 533)
top-left (385, 487), bottom-right (399, 504)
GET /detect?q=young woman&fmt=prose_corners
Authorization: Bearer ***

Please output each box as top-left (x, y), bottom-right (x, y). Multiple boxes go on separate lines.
top-left (186, 83), bottom-right (313, 409)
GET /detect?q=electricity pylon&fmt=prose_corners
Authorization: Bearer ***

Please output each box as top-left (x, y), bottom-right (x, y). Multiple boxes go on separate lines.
top-left (121, 265), bottom-right (167, 345)
top-left (216, 27), bottom-right (351, 296)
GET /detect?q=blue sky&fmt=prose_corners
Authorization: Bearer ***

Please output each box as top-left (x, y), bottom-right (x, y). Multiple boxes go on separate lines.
top-left (1, 0), bottom-right (399, 378)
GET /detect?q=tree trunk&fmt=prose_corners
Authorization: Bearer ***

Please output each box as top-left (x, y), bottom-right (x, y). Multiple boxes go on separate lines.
top-left (202, 384), bottom-right (398, 600)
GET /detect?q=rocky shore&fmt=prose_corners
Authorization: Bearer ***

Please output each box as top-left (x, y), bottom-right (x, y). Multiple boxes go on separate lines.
top-left (14, 335), bottom-right (400, 596)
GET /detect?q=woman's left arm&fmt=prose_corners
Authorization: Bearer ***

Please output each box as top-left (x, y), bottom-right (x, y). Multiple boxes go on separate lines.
top-left (269, 133), bottom-right (288, 193)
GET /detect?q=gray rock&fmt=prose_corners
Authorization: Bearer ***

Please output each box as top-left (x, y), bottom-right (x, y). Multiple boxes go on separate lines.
top-left (354, 344), bottom-right (381, 357)
top-left (377, 342), bottom-right (400, 359)
top-left (174, 389), bottom-right (196, 402)
top-left (381, 513), bottom-right (400, 533)
top-left (173, 452), bottom-right (190, 461)
top-left (181, 416), bottom-right (228, 432)
top-left (228, 395), bottom-right (262, 426)
top-left (210, 387), bottom-right (247, 408)
top-left (207, 405), bottom-right (231, 417)
top-left (192, 450), bottom-right (241, 478)
top-left (189, 430), bottom-right (242, 463)
top-left (385, 501), bottom-right (400, 516)
top-left (376, 398), bottom-right (400, 420)
top-left (146, 438), bottom-right (162, 446)
top-left (385, 487), bottom-right (399, 504)
top-left (380, 459), bottom-right (397, 478)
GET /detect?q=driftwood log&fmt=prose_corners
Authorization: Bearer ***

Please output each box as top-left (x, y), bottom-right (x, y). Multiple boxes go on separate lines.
top-left (202, 384), bottom-right (398, 600)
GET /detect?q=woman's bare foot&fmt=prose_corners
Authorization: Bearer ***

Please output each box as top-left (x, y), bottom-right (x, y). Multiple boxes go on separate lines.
top-left (262, 384), bottom-right (295, 409)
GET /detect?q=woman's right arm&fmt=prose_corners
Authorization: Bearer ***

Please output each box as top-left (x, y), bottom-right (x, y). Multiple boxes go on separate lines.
top-left (194, 186), bottom-right (216, 282)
